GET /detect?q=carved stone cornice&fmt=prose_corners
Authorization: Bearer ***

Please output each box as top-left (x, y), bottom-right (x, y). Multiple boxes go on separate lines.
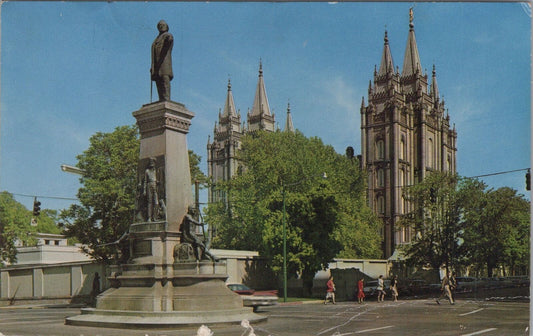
top-left (133, 100), bottom-right (195, 139)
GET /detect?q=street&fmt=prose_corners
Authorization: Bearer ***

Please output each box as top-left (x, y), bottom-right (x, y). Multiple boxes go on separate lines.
top-left (0, 299), bottom-right (529, 336)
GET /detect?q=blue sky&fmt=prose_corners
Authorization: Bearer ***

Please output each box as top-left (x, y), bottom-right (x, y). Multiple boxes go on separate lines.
top-left (1, 2), bottom-right (531, 212)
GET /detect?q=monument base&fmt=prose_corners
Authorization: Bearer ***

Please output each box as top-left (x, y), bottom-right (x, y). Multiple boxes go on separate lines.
top-left (65, 261), bottom-right (266, 328)
top-left (65, 307), bottom-right (264, 329)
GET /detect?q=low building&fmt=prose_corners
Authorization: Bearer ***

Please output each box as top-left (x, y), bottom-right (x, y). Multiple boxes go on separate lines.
top-left (14, 233), bottom-right (92, 265)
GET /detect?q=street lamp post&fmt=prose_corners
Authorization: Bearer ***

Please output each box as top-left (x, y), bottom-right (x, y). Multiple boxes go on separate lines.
top-left (282, 185), bottom-right (287, 303)
top-left (60, 164), bottom-right (86, 176)
top-left (281, 172), bottom-right (326, 303)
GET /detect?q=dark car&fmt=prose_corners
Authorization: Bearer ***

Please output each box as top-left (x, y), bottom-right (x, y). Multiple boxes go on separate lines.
top-left (227, 283), bottom-right (278, 312)
top-left (400, 279), bottom-right (434, 296)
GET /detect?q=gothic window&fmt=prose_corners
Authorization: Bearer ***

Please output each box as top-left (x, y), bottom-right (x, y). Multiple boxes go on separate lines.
top-left (376, 139), bottom-right (385, 160)
top-left (427, 137), bottom-right (434, 168)
top-left (447, 154), bottom-right (452, 172)
top-left (398, 169), bottom-right (404, 213)
top-left (400, 136), bottom-right (407, 161)
top-left (377, 195), bottom-right (385, 214)
top-left (377, 169), bottom-right (385, 187)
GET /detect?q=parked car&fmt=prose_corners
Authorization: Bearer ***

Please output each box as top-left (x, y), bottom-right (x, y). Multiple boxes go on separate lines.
top-left (227, 283), bottom-right (278, 312)
top-left (363, 279), bottom-right (391, 297)
top-left (400, 279), bottom-right (433, 296)
top-left (505, 276), bottom-right (530, 287)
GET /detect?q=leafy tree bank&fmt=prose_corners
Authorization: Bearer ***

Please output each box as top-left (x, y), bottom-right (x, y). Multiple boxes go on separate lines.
top-left (205, 131), bottom-right (381, 292)
top-left (0, 192), bottom-right (60, 264)
top-left (60, 125), bottom-right (206, 263)
top-left (399, 172), bottom-right (530, 277)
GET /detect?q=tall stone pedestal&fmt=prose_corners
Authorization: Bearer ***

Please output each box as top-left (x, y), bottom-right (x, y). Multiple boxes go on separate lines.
top-left (66, 262), bottom-right (264, 328)
top-left (66, 101), bottom-right (265, 328)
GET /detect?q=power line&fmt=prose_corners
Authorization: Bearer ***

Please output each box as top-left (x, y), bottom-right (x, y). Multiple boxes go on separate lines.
top-left (466, 168), bottom-right (530, 179)
top-left (9, 192), bottom-right (78, 201)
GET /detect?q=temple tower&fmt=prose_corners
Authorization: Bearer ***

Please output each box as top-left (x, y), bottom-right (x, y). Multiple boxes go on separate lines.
top-left (361, 10), bottom-right (457, 258)
top-left (208, 61), bottom-right (292, 205)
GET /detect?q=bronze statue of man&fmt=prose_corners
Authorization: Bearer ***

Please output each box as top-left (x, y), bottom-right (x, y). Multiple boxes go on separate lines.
top-left (181, 206), bottom-right (218, 262)
top-left (151, 20), bottom-right (173, 101)
top-left (143, 158), bottom-right (159, 222)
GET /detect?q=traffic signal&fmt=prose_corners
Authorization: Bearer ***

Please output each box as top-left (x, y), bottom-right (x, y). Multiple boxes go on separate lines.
top-left (33, 198), bottom-right (41, 216)
top-left (526, 171), bottom-right (531, 191)
top-left (429, 188), bottom-right (436, 203)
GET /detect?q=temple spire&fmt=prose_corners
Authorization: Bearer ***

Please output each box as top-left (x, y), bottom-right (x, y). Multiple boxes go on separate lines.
top-left (222, 78), bottom-right (238, 117)
top-left (250, 60), bottom-right (271, 117)
top-left (430, 64), bottom-right (439, 101)
top-left (285, 102), bottom-right (295, 133)
top-left (378, 30), bottom-right (395, 76)
top-left (402, 8), bottom-right (422, 77)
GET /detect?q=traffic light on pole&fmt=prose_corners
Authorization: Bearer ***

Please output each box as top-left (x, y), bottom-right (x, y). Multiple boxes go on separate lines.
top-left (526, 170), bottom-right (531, 191)
top-left (33, 198), bottom-right (41, 216)
top-left (429, 188), bottom-right (436, 203)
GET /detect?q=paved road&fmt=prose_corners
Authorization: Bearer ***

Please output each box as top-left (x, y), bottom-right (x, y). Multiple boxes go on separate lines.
top-left (0, 299), bottom-right (528, 336)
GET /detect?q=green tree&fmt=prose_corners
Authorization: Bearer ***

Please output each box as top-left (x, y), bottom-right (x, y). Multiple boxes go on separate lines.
top-left (206, 131), bottom-right (381, 292)
top-left (189, 150), bottom-right (208, 186)
top-left (0, 192), bottom-right (33, 263)
top-left (461, 184), bottom-right (530, 277)
top-left (61, 125), bottom-right (206, 263)
top-left (398, 172), bottom-right (464, 275)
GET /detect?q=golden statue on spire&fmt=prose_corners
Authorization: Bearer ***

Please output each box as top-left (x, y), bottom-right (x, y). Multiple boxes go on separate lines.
top-left (409, 7), bottom-right (414, 23)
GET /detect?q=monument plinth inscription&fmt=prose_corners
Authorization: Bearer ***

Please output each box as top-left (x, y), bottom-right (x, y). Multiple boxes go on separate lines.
top-left (66, 20), bottom-right (264, 328)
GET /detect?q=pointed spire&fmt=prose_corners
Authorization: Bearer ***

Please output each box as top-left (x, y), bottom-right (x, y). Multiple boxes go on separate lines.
top-left (250, 60), bottom-right (271, 117)
top-left (402, 8), bottom-right (422, 77)
top-left (285, 102), bottom-right (295, 133)
top-left (222, 78), bottom-right (238, 117)
top-left (378, 30), bottom-right (395, 76)
top-left (430, 64), bottom-right (439, 101)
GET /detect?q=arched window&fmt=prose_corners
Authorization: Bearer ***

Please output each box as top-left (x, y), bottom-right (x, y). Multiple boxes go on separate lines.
top-left (377, 169), bottom-right (385, 187)
top-left (377, 195), bottom-right (385, 214)
top-left (400, 136), bottom-right (406, 161)
top-left (447, 154), bottom-right (452, 172)
top-left (427, 138), bottom-right (434, 168)
top-left (376, 140), bottom-right (385, 160)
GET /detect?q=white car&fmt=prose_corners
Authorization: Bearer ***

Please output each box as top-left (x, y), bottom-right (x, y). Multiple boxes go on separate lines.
top-left (227, 283), bottom-right (279, 312)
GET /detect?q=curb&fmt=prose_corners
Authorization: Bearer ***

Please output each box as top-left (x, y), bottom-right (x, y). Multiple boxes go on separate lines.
top-left (279, 300), bottom-right (322, 306)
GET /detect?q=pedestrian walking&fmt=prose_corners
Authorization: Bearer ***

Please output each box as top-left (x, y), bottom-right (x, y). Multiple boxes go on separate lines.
top-left (357, 278), bottom-right (365, 304)
top-left (390, 275), bottom-right (399, 302)
top-left (436, 272), bottom-right (455, 305)
top-left (324, 275), bottom-right (336, 304)
top-left (91, 272), bottom-right (101, 306)
top-left (377, 275), bottom-right (386, 302)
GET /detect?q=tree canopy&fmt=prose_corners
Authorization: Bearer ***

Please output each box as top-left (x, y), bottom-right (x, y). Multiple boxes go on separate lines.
top-left (60, 124), bottom-right (206, 262)
top-left (398, 172), bottom-right (464, 275)
top-left (205, 130), bottom-right (381, 291)
top-left (460, 182), bottom-right (530, 277)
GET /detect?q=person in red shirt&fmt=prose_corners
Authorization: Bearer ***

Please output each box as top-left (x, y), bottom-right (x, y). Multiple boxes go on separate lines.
top-left (324, 275), bottom-right (336, 304)
top-left (357, 278), bottom-right (365, 304)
